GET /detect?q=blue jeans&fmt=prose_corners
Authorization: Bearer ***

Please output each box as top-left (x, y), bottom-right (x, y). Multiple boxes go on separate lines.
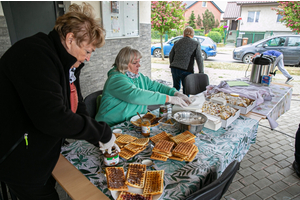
top-left (171, 68), bottom-right (192, 94)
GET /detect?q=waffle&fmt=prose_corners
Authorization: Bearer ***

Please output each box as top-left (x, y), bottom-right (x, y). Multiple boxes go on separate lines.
top-left (113, 132), bottom-right (123, 138)
top-left (142, 112), bottom-right (156, 123)
top-left (116, 191), bottom-right (152, 200)
top-left (169, 155), bottom-right (184, 162)
top-left (125, 164), bottom-right (146, 188)
top-left (131, 138), bottom-right (149, 146)
top-left (119, 146), bottom-right (147, 160)
top-left (143, 170), bottom-right (164, 195)
top-left (115, 141), bottom-right (125, 148)
top-left (131, 112), bottom-right (157, 127)
top-left (124, 143), bottom-right (145, 153)
top-left (152, 140), bottom-right (174, 156)
top-left (170, 131), bottom-right (196, 144)
top-left (106, 167), bottom-right (128, 191)
top-left (150, 152), bottom-right (168, 161)
top-left (186, 147), bottom-right (199, 162)
top-left (172, 142), bottom-right (196, 159)
top-left (116, 134), bottom-right (138, 144)
top-left (150, 131), bottom-right (171, 144)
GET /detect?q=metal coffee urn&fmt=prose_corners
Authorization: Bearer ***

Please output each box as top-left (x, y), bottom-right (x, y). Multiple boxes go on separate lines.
top-left (249, 54), bottom-right (275, 84)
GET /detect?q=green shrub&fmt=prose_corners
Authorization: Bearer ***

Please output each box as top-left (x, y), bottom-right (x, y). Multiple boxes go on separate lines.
top-left (207, 31), bottom-right (222, 43)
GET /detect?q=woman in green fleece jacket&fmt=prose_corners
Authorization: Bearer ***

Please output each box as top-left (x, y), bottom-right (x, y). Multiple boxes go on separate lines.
top-left (95, 46), bottom-right (191, 126)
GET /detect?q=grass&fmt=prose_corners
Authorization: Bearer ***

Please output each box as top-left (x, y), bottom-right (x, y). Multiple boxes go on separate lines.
top-left (151, 57), bottom-right (300, 76)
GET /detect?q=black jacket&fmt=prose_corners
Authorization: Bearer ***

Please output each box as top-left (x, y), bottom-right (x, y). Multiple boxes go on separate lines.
top-left (0, 30), bottom-right (111, 186)
top-left (169, 36), bottom-right (204, 73)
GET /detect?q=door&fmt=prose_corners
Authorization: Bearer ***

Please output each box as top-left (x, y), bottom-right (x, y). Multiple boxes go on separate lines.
top-left (1, 1), bottom-right (65, 45)
top-left (282, 36), bottom-right (300, 65)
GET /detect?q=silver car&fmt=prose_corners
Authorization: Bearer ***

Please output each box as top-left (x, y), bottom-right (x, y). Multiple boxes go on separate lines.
top-left (233, 35), bottom-right (300, 65)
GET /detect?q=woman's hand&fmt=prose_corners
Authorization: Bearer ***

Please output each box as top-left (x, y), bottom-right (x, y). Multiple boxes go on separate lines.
top-left (174, 92), bottom-right (192, 104)
top-left (168, 96), bottom-right (189, 108)
top-left (99, 134), bottom-right (120, 154)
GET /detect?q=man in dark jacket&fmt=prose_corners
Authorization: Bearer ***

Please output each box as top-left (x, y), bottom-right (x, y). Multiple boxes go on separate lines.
top-left (0, 3), bottom-right (118, 199)
top-left (169, 26), bottom-right (204, 94)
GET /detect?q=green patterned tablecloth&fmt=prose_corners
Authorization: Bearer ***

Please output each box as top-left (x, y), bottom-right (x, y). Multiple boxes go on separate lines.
top-left (61, 110), bottom-right (258, 200)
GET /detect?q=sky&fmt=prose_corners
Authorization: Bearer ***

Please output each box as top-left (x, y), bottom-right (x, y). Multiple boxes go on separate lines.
top-left (213, 1), bottom-right (228, 12)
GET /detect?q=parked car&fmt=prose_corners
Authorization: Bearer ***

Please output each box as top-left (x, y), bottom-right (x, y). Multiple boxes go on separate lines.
top-left (151, 35), bottom-right (217, 60)
top-left (233, 35), bottom-right (300, 65)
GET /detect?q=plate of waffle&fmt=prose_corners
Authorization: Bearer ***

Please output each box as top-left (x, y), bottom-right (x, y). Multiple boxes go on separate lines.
top-left (130, 112), bottom-right (162, 127)
top-left (107, 164), bottom-right (163, 200)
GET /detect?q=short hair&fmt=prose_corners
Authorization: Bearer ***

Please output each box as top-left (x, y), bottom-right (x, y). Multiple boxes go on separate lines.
top-left (184, 26), bottom-right (194, 37)
top-left (54, 2), bottom-right (105, 48)
top-left (114, 46), bottom-right (142, 74)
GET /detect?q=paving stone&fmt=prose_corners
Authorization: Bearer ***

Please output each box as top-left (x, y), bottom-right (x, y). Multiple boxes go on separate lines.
top-left (283, 150), bottom-right (294, 157)
top-left (261, 151), bottom-right (275, 159)
top-left (224, 190), bottom-right (246, 200)
top-left (256, 187), bottom-right (277, 199)
top-left (254, 177), bottom-right (273, 189)
top-left (267, 172), bottom-right (285, 183)
top-left (270, 147), bottom-right (284, 154)
top-left (262, 158), bottom-right (277, 166)
top-left (240, 184), bottom-right (259, 196)
top-left (252, 170), bottom-right (270, 180)
top-left (241, 159), bottom-right (254, 168)
top-left (249, 155), bottom-right (265, 163)
top-left (257, 140), bottom-right (270, 147)
top-left (251, 162), bottom-right (267, 171)
top-left (228, 181), bottom-right (244, 193)
top-left (278, 167), bottom-right (296, 177)
top-left (243, 193), bottom-right (262, 200)
top-left (239, 167), bottom-right (256, 177)
top-left (269, 180), bottom-right (289, 192)
top-left (283, 174), bottom-right (300, 186)
top-left (239, 175), bottom-right (258, 186)
top-left (249, 149), bottom-right (262, 157)
top-left (277, 159), bottom-right (293, 168)
top-left (265, 165), bottom-right (281, 174)
top-left (233, 172), bottom-right (243, 182)
top-left (260, 146), bottom-right (272, 152)
top-left (272, 190), bottom-right (294, 200)
top-left (273, 154), bottom-right (287, 162)
top-left (285, 183), bottom-right (300, 196)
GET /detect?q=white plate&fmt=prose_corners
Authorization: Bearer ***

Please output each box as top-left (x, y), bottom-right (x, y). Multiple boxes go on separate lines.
top-left (130, 114), bottom-right (145, 127)
top-left (111, 185), bottom-right (162, 200)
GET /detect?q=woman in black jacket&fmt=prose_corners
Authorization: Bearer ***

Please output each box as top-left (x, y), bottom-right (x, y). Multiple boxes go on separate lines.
top-left (0, 3), bottom-right (117, 199)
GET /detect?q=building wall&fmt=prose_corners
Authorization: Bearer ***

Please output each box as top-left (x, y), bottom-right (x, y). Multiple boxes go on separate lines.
top-left (240, 5), bottom-right (291, 32)
top-left (184, 1), bottom-right (222, 29)
top-left (0, 1), bottom-right (151, 98)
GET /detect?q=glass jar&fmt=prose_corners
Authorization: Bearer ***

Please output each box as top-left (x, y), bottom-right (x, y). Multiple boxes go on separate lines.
top-left (141, 119), bottom-right (151, 137)
top-left (103, 147), bottom-right (119, 166)
top-left (159, 105), bottom-right (168, 118)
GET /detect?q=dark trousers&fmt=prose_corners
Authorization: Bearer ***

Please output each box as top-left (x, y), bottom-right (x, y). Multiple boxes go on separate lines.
top-left (295, 123), bottom-right (300, 164)
top-left (4, 176), bottom-right (59, 200)
top-left (171, 68), bottom-right (192, 94)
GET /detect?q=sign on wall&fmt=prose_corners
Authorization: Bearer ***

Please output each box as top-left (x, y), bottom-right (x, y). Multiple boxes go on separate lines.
top-left (101, 1), bottom-right (139, 39)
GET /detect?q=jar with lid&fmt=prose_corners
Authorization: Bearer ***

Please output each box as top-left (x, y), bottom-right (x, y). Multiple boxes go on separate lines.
top-left (103, 147), bottom-right (119, 166)
top-left (159, 105), bottom-right (168, 117)
top-left (141, 119), bottom-right (151, 137)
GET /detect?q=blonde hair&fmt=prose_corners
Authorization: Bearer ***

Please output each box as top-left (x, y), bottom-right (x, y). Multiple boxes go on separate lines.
top-left (54, 2), bottom-right (105, 48)
top-left (114, 46), bottom-right (142, 74)
top-left (184, 26), bottom-right (194, 37)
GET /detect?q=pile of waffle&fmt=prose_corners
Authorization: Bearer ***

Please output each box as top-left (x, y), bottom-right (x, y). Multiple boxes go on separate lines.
top-left (106, 164), bottom-right (164, 199)
top-left (149, 131), bottom-right (199, 162)
top-left (115, 134), bottom-right (149, 160)
top-left (131, 112), bottom-right (162, 127)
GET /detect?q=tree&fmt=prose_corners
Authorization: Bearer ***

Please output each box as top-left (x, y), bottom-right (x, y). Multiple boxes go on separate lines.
top-left (196, 14), bottom-right (202, 27)
top-left (151, 1), bottom-right (186, 60)
top-left (202, 9), bottom-right (218, 33)
top-left (273, 1), bottom-right (300, 33)
top-left (188, 11), bottom-right (196, 29)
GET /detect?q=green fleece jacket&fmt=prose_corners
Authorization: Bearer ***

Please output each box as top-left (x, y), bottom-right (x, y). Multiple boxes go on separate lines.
top-left (95, 67), bottom-right (177, 126)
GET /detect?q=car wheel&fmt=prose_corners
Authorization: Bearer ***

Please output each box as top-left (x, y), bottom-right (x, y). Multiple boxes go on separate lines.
top-left (201, 50), bottom-right (207, 60)
top-left (153, 49), bottom-right (161, 58)
top-left (242, 53), bottom-right (254, 64)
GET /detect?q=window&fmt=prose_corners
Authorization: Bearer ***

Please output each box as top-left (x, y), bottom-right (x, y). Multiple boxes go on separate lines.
top-left (287, 37), bottom-right (300, 46)
top-left (277, 14), bottom-right (283, 22)
top-left (101, 1), bottom-right (139, 39)
top-left (202, 2), bottom-right (207, 7)
top-left (247, 11), bottom-right (260, 23)
top-left (265, 37), bottom-right (286, 47)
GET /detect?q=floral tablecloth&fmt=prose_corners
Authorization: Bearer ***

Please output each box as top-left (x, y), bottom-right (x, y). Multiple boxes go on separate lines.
top-left (61, 109), bottom-right (258, 200)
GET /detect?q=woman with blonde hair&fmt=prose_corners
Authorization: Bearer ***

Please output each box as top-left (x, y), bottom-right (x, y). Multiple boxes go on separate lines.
top-left (0, 3), bottom-right (118, 199)
top-left (96, 46), bottom-right (191, 127)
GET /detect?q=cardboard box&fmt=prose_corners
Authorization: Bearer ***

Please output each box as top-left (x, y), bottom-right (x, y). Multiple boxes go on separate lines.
top-left (227, 99), bottom-right (256, 115)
